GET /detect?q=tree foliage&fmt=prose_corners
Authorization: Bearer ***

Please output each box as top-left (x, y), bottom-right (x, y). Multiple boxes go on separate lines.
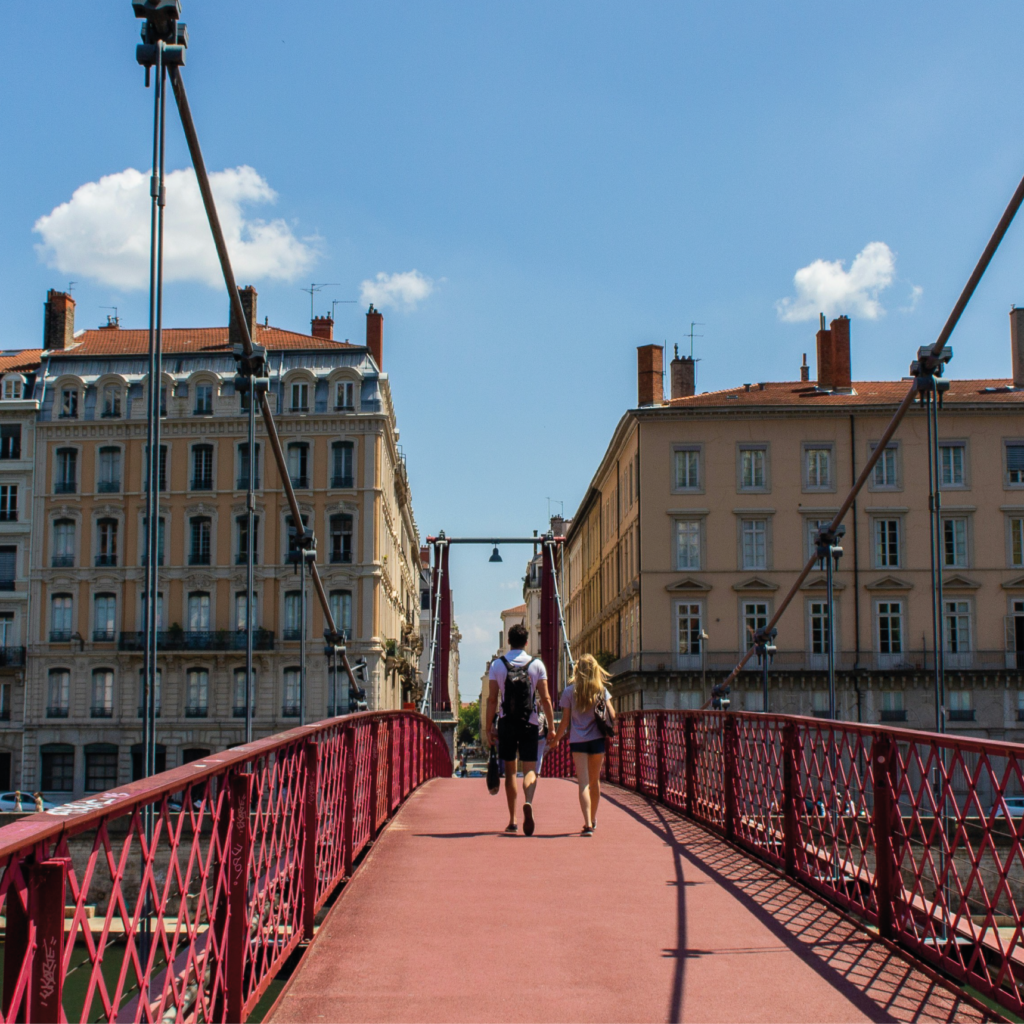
top-left (458, 702), bottom-right (481, 745)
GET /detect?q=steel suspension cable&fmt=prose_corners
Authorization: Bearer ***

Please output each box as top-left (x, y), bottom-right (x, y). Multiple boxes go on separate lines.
top-left (723, 167), bottom-right (1024, 687)
top-left (419, 544), bottom-right (446, 715)
top-left (544, 538), bottom-right (575, 673)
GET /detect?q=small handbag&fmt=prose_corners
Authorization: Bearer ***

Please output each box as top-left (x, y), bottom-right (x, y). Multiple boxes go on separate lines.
top-left (593, 695), bottom-right (615, 738)
top-left (486, 748), bottom-right (501, 795)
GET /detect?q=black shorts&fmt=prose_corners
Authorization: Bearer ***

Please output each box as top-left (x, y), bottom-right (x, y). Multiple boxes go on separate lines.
top-left (570, 738), bottom-right (606, 755)
top-left (497, 718), bottom-right (539, 763)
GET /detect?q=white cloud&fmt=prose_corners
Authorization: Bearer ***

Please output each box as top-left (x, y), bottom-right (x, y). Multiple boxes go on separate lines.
top-left (775, 241), bottom-right (896, 323)
top-left (900, 283), bottom-right (924, 314)
top-left (360, 269), bottom-right (434, 310)
top-left (33, 166), bottom-right (317, 290)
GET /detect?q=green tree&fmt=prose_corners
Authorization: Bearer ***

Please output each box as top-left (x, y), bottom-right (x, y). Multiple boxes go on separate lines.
top-left (458, 702), bottom-right (481, 745)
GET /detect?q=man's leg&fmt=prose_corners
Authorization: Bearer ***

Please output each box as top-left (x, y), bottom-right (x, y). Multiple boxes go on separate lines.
top-left (522, 761), bottom-right (538, 804)
top-left (504, 760), bottom-right (518, 826)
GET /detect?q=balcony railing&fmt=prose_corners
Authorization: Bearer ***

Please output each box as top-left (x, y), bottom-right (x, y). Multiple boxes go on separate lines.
top-left (188, 554), bottom-right (211, 566)
top-left (236, 477), bottom-right (260, 491)
top-left (191, 477), bottom-right (213, 491)
top-left (331, 476), bottom-right (354, 489)
top-left (54, 481), bottom-right (76, 494)
top-left (282, 703), bottom-right (301, 718)
top-left (45, 706), bottom-right (69, 718)
top-left (136, 707), bottom-right (162, 718)
top-left (290, 475), bottom-right (308, 489)
top-left (184, 706), bottom-right (208, 718)
top-left (119, 629), bottom-right (275, 652)
top-left (90, 707), bottom-right (113, 719)
top-left (0, 709), bottom-right (11, 722)
top-left (95, 554), bottom-right (117, 567)
top-left (96, 481), bottom-right (121, 493)
top-left (92, 629), bottom-right (115, 643)
top-left (232, 706), bottom-right (255, 718)
top-left (880, 709), bottom-right (908, 722)
top-left (52, 554), bottom-right (74, 567)
top-left (282, 628), bottom-right (303, 641)
top-left (49, 630), bottom-right (72, 643)
top-left (948, 708), bottom-right (977, 722)
top-left (0, 511), bottom-right (18, 522)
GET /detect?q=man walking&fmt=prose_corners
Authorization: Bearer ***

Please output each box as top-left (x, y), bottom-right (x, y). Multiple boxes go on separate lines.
top-left (485, 623), bottom-right (553, 836)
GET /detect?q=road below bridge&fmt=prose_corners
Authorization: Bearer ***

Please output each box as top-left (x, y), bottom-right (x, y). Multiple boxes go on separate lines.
top-left (270, 777), bottom-right (991, 1023)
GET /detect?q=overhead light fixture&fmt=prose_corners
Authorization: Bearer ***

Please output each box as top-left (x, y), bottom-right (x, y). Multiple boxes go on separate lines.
top-left (489, 545), bottom-right (502, 563)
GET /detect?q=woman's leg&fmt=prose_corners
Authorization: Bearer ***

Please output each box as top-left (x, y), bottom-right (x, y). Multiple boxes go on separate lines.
top-left (588, 753), bottom-right (603, 823)
top-left (572, 751), bottom-right (592, 827)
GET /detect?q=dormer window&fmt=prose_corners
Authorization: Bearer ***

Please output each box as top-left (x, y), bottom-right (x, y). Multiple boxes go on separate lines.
top-left (60, 387), bottom-right (78, 419)
top-left (101, 385), bottom-right (121, 418)
top-left (194, 383), bottom-right (213, 415)
top-left (2, 377), bottom-right (23, 400)
top-left (336, 381), bottom-right (355, 410)
top-left (290, 382), bottom-right (309, 412)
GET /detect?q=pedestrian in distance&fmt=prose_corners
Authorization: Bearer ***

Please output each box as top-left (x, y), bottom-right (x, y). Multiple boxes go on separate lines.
top-left (484, 622), bottom-right (554, 836)
top-left (548, 654), bottom-right (616, 836)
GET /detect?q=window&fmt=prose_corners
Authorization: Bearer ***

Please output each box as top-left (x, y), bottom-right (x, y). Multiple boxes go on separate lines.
top-left (235, 591), bottom-right (258, 630)
top-left (0, 425), bottom-right (21, 459)
top-left (286, 515), bottom-right (309, 563)
top-left (93, 593), bottom-right (116, 642)
top-left (50, 594), bottom-right (73, 641)
top-left (0, 485), bottom-right (18, 522)
top-left (90, 669), bottom-right (114, 717)
top-left (287, 443), bottom-right (309, 488)
top-left (329, 514), bottom-right (353, 563)
top-left (101, 384), bottom-right (121, 418)
top-left (877, 601), bottom-right (904, 654)
top-left (335, 381), bottom-right (355, 410)
top-left (187, 592), bottom-right (211, 631)
top-left (809, 601), bottom-right (831, 654)
top-left (237, 443), bottom-right (260, 490)
top-left (283, 668), bottom-right (301, 716)
top-left (60, 387), bottom-right (78, 418)
top-left (806, 518), bottom-right (832, 562)
top-left (96, 518), bottom-right (118, 567)
top-left (872, 444), bottom-right (898, 488)
top-left (0, 547), bottom-right (13, 592)
top-left (236, 514), bottom-right (259, 565)
top-left (331, 441), bottom-right (354, 488)
top-left (55, 448), bottom-right (77, 494)
top-left (191, 445), bottom-right (213, 490)
top-left (131, 742), bottom-right (166, 780)
top-left (97, 447), bottom-right (121, 493)
top-left (739, 447), bottom-right (766, 490)
top-left (41, 744), bottom-right (74, 791)
top-left (880, 690), bottom-right (906, 722)
top-left (675, 520), bottom-right (701, 570)
top-left (185, 669), bottom-right (209, 716)
top-left (1011, 518), bottom-right (1024, 568)
top-left (329, 590), bottom-right (352, 640)
top-left (2, 378), bottom-right (21, 401)
top-left (53, 519), bottom-right (75, 567)
top-left (284, 591), bottom-right (303, 640)
top-left (137, 668), bottom-right (162, 718)
top-left (141, 516), bottom-right (165, 567)
top-left (945, 600), bottom-right (971, 653)
top-left (674, 449), bottom-right (700, 490)
top-left (874, 519), bottom-right (900, 568)
top-left (676, 602), bottom-right (703, 657)
top-left (940, 443), bottom-right (965, 487)
top-left (948, 689), bottom-right (974, 722)
top-left (1008, 444), bottom-right (1024, 485)
top-left (189, 517), bottom-right (211, 565)
top-left (47, 669), bottom-right (70, 717)
top-left (812, 691), bottom-right (830, 717)
top-left (144, 444), bottom-right (167, 491)
top-left (743, 601), bottom-right (768, 648)
top-left (84, 744), bottom-right (118, 791)
top-left (942, 517), bottom-right (968, 568)
top-left (194, 383), bottom-right (213, 415)
top-left (740, 519), bottom-right (767, 570)
top-left (0, 613), bottom-right (15, 648)
top-left (233, 668), bottom-right (256, 717)
top-left (805, 447), bottom-right (832, 489)
top-left (141, 592), bottom-right (164, 630)
top-left (290, 381), bottom-right (309, 412)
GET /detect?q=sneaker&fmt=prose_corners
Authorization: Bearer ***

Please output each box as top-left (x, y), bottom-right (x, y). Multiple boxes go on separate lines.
top-left (504, 823), bottom-right (518, 833)
top-left (523, 803), bottom-right (535, 836)
top-left (581, 825), bottom-right (594, 837)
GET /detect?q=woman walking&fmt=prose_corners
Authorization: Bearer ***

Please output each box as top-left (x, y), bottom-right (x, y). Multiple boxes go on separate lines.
top-left (549, 655), bottom-right (615, 836)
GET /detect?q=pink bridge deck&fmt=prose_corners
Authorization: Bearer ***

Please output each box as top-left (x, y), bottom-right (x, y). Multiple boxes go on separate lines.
top-left (269, 777), bottom-right (993, 1023)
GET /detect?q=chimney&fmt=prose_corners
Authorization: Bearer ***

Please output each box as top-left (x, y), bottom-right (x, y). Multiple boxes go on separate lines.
top-left (800, 353), bottom-right (809, 382)
top-left (43, 289), bottom-right (75, 350)
top-left (311, 315), bottom-right (334, 340)
top-left (1011, 307), bottom-right (1024, 386)
top-left (637, 344), bottom-right (664, 406)
top-left (816, 320), bottom-right (835, 390)
top-left (669, 345), bottom-right (695, 399)
top-left (366, 304), bottom-right (383, 368)
top-left (229, 286), bottom-right (258, 349)
top-left (830, 316), bottom-right (851, 390)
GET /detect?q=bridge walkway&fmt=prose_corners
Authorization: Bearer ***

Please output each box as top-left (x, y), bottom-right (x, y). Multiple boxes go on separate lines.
top-left (269, 778), bottom-right (992, 1023)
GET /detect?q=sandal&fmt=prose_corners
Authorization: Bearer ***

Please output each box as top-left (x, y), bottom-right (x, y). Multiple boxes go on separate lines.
top-left (505, 823), bottom-right (518, 833)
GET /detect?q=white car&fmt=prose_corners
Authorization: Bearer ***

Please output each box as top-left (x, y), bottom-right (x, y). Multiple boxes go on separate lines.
top-left (992, 796), bottom-right (1024, 819)
top-left (0, 792), bottom-right (56, 812)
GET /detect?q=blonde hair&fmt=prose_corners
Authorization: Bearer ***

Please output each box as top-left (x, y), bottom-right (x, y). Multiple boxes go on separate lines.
top-left (572, 654), bottom-right (609, 711)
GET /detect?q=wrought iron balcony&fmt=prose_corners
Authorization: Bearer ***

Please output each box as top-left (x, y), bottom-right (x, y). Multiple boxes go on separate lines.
top-left (49, 630), bottom-right (72, 643)
top-left (232, 706), bottom-right (254, 718)
top-left (119, 629), bottom-right (275, 652)
top-left (331, 476), bottom-right (354, 489)
top-left (0, 510), bottom-right (18, 522)
top-left (282, 628), bottom-right (303, 641)
top-left (236, 476), bottom-right (260, 491)
top-left (948, 709), bottom-right (976, 722)
top-left (282, 703), bottom-right (301, 718)
top-left (52, 555), bottom-right (74, 568)
top-left (290, 475), bottom-right (308, 489)
top-left (97, 481), bottom-right (121, 493)
top-left (54, 481), bottom-right (76, 494)
top-left (880, 709), bottom-right (908, 722)
top-left (93, 630), bottom-right (116, 643)
top-left (95, 554), bottom-right (117, 567)
top-left (46, 706), bottom-right (69, 718)
top-left (191, 477), bottom-right (213, 491)
top-left (184, 706), bottom-right (208, 718)
top-left (330, 551), bottom-right (352, 564)
top-left (136, 706), bottom-right (162, 718)
top-left (90, 707), bottom-right (113, 719)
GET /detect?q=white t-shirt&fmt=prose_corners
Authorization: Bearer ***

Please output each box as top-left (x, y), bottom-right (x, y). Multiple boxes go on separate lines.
top-left (489, 650), bottom-right (548, 725)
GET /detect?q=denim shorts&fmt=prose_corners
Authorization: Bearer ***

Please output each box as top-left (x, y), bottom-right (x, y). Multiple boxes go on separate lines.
top-left (570, 738), bottom-right (606, 755)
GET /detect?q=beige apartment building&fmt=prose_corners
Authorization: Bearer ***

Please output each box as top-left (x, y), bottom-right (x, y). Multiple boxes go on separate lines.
top-left (565, 313), bottom-right (1024, 739)
top-left (24, 289), bottom-right (421, 798)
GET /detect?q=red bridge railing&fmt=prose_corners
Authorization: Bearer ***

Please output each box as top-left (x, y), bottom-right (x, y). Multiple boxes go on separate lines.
top-left (0, 711), bottom-right (451, 1023)
top-left (543, 709), bottom-right (1024, 1017)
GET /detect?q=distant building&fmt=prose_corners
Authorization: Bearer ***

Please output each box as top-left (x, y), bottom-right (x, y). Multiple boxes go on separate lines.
top-left (565, 313), bottom-right (1024, 737)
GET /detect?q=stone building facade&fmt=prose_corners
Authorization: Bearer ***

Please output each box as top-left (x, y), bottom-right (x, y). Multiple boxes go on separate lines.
top-left (23, 289), bottom-right (421, 798)
top-left (565, 312), bottom-right (1024, 740)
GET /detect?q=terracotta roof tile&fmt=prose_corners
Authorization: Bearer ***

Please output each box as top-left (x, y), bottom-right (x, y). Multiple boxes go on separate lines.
top-left (0, 350), bottom-right (43, 374)
top-left (502, 604), bottom-right (527, 616)
top-left (662, 379), bottom-right (1024, 409)
top-left (47, 325), bottom-right (357, 359)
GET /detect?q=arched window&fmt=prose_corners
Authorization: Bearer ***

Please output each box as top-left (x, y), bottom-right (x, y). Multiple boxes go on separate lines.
top-left (191, 445), bottom-right (213, 490)
top-left (334, 380), bottom-right (355, 411)
top-left (185, 669), bottom-right (209, 717)
top-left (46, 668), bottom-right (70, 717)
top-left (189, 517), bottom-right (211, 565)
top-left (84, 743), bottom-right (118, 792)
top-left (59, 385), bottom-right (78, 419)
top-left (50, 594), bottom-right (73, 642)
top-left (283, 668), bottom-right (301, 717)
top-left (329, 514), bottom-right (353, 564)
top-left (90, 669), bottom-right (114, 718)
top-left (187, 592), bottom-right (210, 631)
top-left (287, 443), bottom-right (309, 488)
top-left (53, 518), bottom-right (75, 567)
top-left (93, 593), bottom-right (116, 642)
top-left (96, 518), bottom-right (118, 567)
top-left (331, 441), bottom-right (354, 488)
top-left (329, 589), bottom-right (353, 641)
top-left (97, 447), bottom-right (121, 492)
top-left (41, 743), bottom-right (74, 791)
top-left (131, 742), bottom-right (166, 780)
top-left (284, 591), bottom-right (302, 640)
top-left (194, 382), bottom-right (213, 415)
top-left (101, 384), bottom-right (121, 418)
top-left (290, 381), bottom-right (309, 412)
top-left (55, 448), bottom-right (77, 494)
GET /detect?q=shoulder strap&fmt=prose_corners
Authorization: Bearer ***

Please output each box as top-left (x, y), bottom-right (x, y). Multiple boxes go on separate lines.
top-left (499, 656), bottom-right (510, 670)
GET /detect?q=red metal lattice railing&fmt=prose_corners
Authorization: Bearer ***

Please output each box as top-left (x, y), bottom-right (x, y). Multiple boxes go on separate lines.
top-left (543, 709), bottom-right (1024, 1017)
top-left (0, 711), bottom-right (450, 1023)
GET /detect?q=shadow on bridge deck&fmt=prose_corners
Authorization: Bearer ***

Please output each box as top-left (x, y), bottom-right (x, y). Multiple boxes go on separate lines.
top-left (269, 778), bottom-right (993, 1024)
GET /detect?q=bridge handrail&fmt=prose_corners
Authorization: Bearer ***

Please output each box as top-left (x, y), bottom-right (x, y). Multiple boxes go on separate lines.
top-left (0, 709), bottom-right (452, 1022)
top-left (543, 709), bottom-right (1024, 1018)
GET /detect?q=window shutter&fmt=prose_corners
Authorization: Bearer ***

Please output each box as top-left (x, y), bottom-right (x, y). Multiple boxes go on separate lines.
top-left (1009, 446), bottom-right (1024, 473)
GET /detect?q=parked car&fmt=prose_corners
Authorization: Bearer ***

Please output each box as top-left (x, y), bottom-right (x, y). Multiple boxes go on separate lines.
top-left (0, 792), bottom-right (56, 812)
top-left (992, 796), bottom-right (1024, 819)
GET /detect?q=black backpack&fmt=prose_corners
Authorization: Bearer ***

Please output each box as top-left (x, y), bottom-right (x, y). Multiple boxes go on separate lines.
top-left (500, 656), bottom-right (536, 724)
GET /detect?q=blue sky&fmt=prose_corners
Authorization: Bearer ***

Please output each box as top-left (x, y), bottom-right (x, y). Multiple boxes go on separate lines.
top-left (4, 3), bottom-right (1024, 683)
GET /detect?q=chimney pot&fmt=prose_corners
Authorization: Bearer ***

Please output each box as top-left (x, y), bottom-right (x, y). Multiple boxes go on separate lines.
top-left (43, 289), bottom-right (75, 351)
top-left (311, 315), bottom-right (334, 340)
top-left (1010, 307), bottom-right (1024, 387)
top-left (800, 352), bottom-right (809, 382)
top-left (229, 286), bottom-right (258, 350)
top-left (670, 352), bottom-right (695, 399)
top-left (366, 304), bottom-right (383, 368)
top-left (636, 344), bottom-right (664, 406)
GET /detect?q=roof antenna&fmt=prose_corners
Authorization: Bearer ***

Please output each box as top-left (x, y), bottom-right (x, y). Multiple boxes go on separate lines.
top-left (819, 312), bottom-right (827, 331)
top-left (67, 281), bottom-right (77, 294)
top-left (688, 322), bottom-right (704, 358)
top-left (300, 282), bottom-right (341, 322)
top-left (99, 305), bottom-right (119, 327)
top-left (331, 298), bottom-right (357, 320)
